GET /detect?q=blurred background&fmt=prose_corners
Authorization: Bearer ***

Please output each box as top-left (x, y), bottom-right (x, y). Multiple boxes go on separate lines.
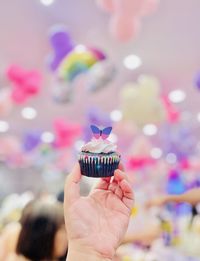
top-left (0, 0), bottom-right (200, 260)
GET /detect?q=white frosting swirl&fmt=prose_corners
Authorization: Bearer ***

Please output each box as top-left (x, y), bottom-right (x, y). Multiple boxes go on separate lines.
top-left (81, 138), bottom-right (117, 153)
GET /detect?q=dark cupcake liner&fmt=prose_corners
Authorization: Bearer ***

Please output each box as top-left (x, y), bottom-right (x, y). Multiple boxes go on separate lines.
top-left (79, 159), bottom-right (120, 178)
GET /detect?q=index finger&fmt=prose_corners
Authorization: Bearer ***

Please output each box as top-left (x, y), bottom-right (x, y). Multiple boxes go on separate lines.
top-left (118, 162), bottom-right (125, 172)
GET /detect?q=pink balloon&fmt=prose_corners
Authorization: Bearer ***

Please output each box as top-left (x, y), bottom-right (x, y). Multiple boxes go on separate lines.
top-left (96, 0), bottom-right (160, 43)
top-left (109, 15), bottom-right (140, 42)
top-left (96, 0), bottom-right (115, 12)
top-left (6, 65), bottom-right (25, 83)
top-left (6, 64), bottom-right (42, 104)
top-left (140, 0), bottom-right (159, 16)
top-left (127, 157), bottom-right (156, 170)
top-left (168, 110), bottom-right (180, 123)
top-left (53, 119), bottom-right (81, 149)
top-left (11, 87), bottom-right (27, 104)
top-left (0, 89), bottom-right (13, 116)
top-left (162, 95), bottom-right (180, 123)
top-left (113, 0), bottom-right (145, 17)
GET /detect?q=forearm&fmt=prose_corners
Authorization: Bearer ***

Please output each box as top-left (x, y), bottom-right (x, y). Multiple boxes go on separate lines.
top-left (166, 188), bottom-right (200, 205)
top-left (121, 225), bottom-right (161, 245)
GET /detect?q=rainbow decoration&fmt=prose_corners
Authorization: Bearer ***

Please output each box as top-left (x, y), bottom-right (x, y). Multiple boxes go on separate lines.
top-left (58, 45), bottom-right (106, 82)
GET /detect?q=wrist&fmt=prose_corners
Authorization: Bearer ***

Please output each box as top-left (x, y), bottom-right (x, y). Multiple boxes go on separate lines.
top-left (67, 250), bottom-right (112, 261)
top-left (67, 241), bottom-right (112, 261)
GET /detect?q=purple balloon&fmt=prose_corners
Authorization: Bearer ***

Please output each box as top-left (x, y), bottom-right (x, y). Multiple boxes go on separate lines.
top-left (195, 71), bottom-right (200, 89)
top-left (49, 25), bottom-right (74, 71)
top-left (23, 131), bottom-right (41, 152)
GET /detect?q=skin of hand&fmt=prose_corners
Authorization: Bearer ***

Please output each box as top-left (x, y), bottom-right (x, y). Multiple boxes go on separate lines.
top-left (146, 188), bottom-right (200, 209)
top-left (145, 195), bottom-right (168, 209)
top-left (64, 164), bottom-right (134, 261)
top-left (121, 224), bottom-right (162, 246)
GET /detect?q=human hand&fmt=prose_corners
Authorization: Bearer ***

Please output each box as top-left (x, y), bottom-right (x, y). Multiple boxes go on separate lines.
top-left (145, 195), bottom-right (167, 209)
top-left (64, 164), bottom-right (134, 261)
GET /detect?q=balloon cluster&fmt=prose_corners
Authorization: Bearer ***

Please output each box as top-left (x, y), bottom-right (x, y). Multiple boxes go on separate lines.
top-left (120, 75), bottom-right (166, 127)
top-left (0, 119), bottom-right (82, 169)
top-left (21, 119), bottom-right (82, 152)
top-left (48, 26), bottom-right (116, 103)
top-left (6, 65), bottom-right (42, 104)
top-left (96, 0), bottom-right (159, 42)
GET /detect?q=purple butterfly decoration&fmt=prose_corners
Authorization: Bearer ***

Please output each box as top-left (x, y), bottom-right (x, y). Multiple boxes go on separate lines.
top-left (90, 125), bottom-right (112, 140)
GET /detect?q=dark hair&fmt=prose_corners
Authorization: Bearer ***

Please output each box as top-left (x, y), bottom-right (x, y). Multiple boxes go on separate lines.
top-left (16, 199), bottom-right (64, 261)
top-left (57, 190), bottom-right (64, 203)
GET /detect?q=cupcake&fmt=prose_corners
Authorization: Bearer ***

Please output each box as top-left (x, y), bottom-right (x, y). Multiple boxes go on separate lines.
top-left (79, 125), bottom-right (121, 178)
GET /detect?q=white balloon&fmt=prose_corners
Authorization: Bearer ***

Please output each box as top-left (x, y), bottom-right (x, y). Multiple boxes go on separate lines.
top-left (87, 60), bottom-right (116, 92)
top-left (52, 78), bottom-right (73, 103)
top-left (120, 75), bottom-right (166, 127)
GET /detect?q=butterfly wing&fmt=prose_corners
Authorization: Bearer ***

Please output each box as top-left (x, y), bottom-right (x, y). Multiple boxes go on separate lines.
top-left (101, 127), bottom-right (112, 140)
top-left (90, 125), bottom-right (101, 139)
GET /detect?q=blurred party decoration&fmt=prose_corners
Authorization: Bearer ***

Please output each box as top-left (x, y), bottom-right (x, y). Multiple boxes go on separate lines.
top-left (96, 0), bottom-right (115, 12)
top-left (0, 135), bottom-right (21, 161)
top-left (168, 89), bottom-right (186, 104)
top-left (160, 123), bottom-right (196, 161)
top-left (0, 120), bottom-right (9, 133)
top-left (52, 78), bottom-right (73, 103)
top-left (21, 107), bottom-right (37, 120)
top-left (40, 0), bottom-right (55, 6)
top-left (194, 71), bottom-right (200, 90)
top-left (113, 121), bottom-right (137, 153)
top-left (143, 124), bottom-right (158, 136)
top-left (48, 26), bottom-right (115, 103)
top-left (83, 107), bottom-right (112, 141)
top-left (6, 65), bottom-right (42, 104)
top-left (129, 135), bottom-right (152, 157)
top-left (162, 96), bottom-right (180, 123)
top-left (41, 131), bottom-right (55, 144)
top-left (127, 156), bottom-right (156, 169)
top-left (96, 0), bottom-right (159, 42)
top-left (127, 135), bottom-right (156, 169)
top-left (110, 15), bottom-right (141, 42)
top-left (48, 25), bottom-right (74, 71)
top-left (22, 131), bottom-right (41, 152)
top-left (167, 170), bottom-right (186, 195)
top-left (0, 88), bottom-right (13, 117)
top-left (86, 60), bottom-right (116, 92)
top-left (123, 54), bottom-right (142, 70)
top-left (57, 45), bottom-right (106, 85)
top-left (120, 75), bottom-right (166, 127)
top-left (53, 118), bottom-right (81, 148)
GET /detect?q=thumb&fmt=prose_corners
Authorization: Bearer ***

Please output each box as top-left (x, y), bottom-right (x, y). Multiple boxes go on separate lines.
top-left (64, 163), bottom-right (81, 205)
